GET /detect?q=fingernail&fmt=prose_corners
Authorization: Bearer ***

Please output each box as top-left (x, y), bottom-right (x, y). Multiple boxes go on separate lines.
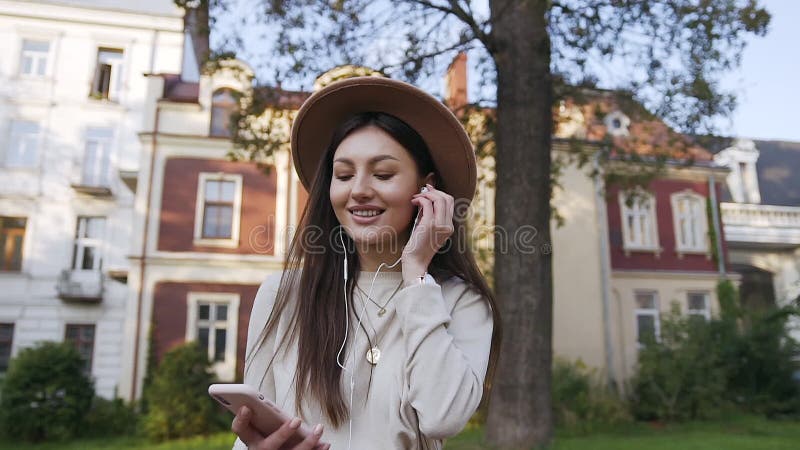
top-left (290, 417), bottom-right (301, 429)
top-left (241, 407), bottom-right (250, 418)
top-left (313, 423), bottom-right (323, 435)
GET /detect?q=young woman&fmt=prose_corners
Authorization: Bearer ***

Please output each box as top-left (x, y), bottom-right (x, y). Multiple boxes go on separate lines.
top-left (231, 77), bottom-right (500, 450)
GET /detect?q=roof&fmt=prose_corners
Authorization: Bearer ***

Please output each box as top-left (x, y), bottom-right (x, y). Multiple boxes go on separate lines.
top-left (33, 0), bottom-right (182, 16)
top-left (557, 90), bottom-right (714, 162)
top-left (753, 139), bottom-right (800, 207)
top-left (161, 74), bottom-right (199, 103)
top-left (252, 86), bottom-right (311, 110)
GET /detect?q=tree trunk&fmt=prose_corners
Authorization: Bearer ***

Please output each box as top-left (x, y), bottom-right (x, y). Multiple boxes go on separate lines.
top-left (485, 0), bottom-right (554, 448)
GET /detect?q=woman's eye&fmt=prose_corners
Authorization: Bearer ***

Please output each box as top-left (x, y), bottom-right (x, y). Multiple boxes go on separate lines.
top-left (375, 174), bottom-right (394, 180)
top-left (335, 175), bottom-right (353, 181)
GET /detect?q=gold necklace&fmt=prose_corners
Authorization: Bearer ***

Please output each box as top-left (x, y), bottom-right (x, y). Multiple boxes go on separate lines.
top-left (355, 279), bottom-right (403, 365)
top-left (355, 280), bottom-right (403, 317)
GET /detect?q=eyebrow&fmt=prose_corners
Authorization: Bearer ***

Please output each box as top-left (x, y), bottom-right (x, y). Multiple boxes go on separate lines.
top-left (333, 155), bottom-right (401, 166)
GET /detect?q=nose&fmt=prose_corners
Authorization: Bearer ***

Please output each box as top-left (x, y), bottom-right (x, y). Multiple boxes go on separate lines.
top-left (350, 173), bottom-right (374, 201)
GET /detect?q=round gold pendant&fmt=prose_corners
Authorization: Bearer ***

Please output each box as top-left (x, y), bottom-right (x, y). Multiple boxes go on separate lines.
top-left (378, 308), bottom-right (386, 317)
top-left (366, 347), bottom-right (381, 365)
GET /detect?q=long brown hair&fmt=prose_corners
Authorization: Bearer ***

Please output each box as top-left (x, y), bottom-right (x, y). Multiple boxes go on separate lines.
top-left (246, 112), bottom-right (501, 427)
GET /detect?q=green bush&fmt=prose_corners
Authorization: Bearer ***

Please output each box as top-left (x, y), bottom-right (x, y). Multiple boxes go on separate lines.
top-left (552, 358), bottom-right (631, 432)
top-left (83, 396), bottom-right (139, 437)
top-left (631, 281), bottom-right (800, 422)
top-left (142, 342), bottom-right (221, 441)
top-left (630, 304), bottom-right (730, 421)
top-left (726, 308), bottom-right (800, 416)
top-left (0, 341), bottom-right (94, 442)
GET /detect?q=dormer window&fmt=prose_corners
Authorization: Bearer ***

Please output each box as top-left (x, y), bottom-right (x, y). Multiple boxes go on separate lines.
top-left (713, 139), bottom-right (761, 204)
top-left (210, 88), bottom-right (238, 138)
top-left (604, 110), bottom-right (630, 137)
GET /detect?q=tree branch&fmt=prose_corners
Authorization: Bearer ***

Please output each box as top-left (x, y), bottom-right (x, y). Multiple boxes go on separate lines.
top-left (405, 0), bottom-right (495, 52)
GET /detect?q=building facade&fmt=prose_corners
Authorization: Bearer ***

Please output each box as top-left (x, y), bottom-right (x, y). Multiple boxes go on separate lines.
top-left (715, 138), bottom-right (800, 343)
top-left (0, 0), bottom-right (184, 397)
top-left (118, 60), bottom-right (310, 401)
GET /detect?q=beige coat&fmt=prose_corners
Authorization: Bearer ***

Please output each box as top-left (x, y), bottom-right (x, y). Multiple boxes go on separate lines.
top-left (233, 270), bottom-right (493, 450)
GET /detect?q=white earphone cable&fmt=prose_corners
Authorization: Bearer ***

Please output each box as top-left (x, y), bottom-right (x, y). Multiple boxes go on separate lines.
top-left (338, 187), bottom-right (426, 450)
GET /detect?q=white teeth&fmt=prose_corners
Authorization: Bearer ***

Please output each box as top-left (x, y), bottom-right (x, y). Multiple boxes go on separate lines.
top-left (352, 210), bottom-right (381, 217)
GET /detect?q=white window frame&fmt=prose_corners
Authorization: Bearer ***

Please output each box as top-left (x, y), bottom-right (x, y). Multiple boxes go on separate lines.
top-left (72, 216), bottom-right (105, 271)
top-left (186, 292), bottom-right (240, 381)
top-left (634, 290), bottom-right (661, 348)
top-left (687, 291), bottom-right (711, 321)
top-left (670, 190), bottom-right (709, 255)
top-left (619, 190), bottom-right (660, 253)
top-left (19, 39), bottom-right (51, 77)
top-left (90, 47), bottom-right (125, 102)
top-left (5, 120), bottom-right (41, 168)
top-left (193, 172), bottom-right (243, 248)
top-left (81, 127), bottom-right (114, 187)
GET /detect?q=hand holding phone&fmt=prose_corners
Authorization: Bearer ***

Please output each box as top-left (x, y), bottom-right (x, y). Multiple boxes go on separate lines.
top-left (209, 383), bottom-right (329, 450)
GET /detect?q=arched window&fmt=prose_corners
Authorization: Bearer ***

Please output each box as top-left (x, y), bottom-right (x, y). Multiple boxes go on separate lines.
top-left (620, 190), bottom-right (659, 251)
top-left (210, 88), bottom-right (238, 137)
top-left (671, 191), bottom-right (708, 253)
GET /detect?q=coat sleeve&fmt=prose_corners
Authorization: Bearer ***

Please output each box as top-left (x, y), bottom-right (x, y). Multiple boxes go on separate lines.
top-left (393, 278), bottom-right (494, 440)
top-left (232, 272), bottom-right (283, 450)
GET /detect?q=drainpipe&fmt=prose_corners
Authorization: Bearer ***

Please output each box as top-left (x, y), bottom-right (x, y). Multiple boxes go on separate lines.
top-left (131, 102), bottom-right (160, 401)
top-left (593, 151), bottom-right (617, 390)
top-left (708, 175), bottom-right (726, 276)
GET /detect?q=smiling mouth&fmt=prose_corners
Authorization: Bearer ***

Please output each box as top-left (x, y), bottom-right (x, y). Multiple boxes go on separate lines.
top-left (349, 209), bottom-right (385, 218)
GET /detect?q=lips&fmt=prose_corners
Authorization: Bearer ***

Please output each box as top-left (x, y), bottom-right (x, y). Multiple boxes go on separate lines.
top-left (348, 207), bottom-right (385, 224)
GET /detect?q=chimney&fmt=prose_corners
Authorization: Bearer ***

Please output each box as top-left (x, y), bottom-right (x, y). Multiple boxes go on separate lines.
top-left (444, 52), bottom-right (468, 113)
top-left (183, 3), bottom-right (210, 77)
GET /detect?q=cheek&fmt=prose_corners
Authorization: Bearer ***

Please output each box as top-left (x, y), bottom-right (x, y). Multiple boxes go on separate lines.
top-left (329, 185), bottom-right (348, 217)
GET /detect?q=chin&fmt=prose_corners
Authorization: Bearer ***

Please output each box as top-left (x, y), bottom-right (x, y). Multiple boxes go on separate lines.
top-left (345, 223), bottom-right (403, 248)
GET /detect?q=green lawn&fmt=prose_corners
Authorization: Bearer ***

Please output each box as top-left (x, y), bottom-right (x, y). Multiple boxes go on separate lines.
top-left (3, 416), bottom-right (800, 449)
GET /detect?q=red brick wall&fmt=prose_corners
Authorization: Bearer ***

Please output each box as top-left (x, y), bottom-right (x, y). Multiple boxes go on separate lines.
top-left (158, 158), bottom-right (277, 255)
top-left (606, 178), bottom-right (726, 272)
top-left (151, 281), bottom-right (260, 380)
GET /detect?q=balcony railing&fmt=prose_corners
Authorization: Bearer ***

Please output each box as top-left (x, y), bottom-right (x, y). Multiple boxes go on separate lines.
top-left (57, 270), bottom-right (103, 302)
top-left (721, 202), bottom-right (800, 246)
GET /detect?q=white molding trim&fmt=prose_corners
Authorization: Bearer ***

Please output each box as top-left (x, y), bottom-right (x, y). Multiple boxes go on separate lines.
top-left (193, 172), bottom-right (243, 248)
top-left (612, 270), bottom-right (739, 281)
top-left (185, 292), bottom-right (240, 382)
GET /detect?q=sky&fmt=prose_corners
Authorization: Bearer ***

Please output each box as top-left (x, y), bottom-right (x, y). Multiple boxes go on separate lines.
top-left (212, 0), bottom-right (800, 143)
top-left (718, 0), bottom-right (800, 142)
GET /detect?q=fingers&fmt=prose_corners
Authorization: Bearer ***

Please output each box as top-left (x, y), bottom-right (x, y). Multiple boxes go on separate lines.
top-left (292, 423), bottom-right (325, 450)
top-left (231, 406), bottom-right (265, 446)
top-left (259, 416), bottom-right (303, 449)
top-left (411, 195), bottom-right (434, 227)
top-left (415, 184), bottom-right (454, 235)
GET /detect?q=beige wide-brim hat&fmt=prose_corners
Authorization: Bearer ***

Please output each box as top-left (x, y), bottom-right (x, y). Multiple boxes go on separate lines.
top-left (290, 76), bottom-right (477, 203)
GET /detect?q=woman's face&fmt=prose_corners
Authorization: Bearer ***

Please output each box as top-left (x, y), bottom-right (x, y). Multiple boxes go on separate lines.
top-left (330, 125), bottom-right (428, 247)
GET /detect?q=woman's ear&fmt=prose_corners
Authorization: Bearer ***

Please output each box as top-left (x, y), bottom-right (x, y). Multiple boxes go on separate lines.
top-left (422, 172), bottom-right (436, 188)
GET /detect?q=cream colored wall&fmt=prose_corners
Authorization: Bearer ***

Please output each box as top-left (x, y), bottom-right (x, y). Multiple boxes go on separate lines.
top-left (550, 155), bottom-right (608, 371)
top-left (610, 272), bottom-right (722, 382)
top-left (727, 247), bottom-right (800, 344)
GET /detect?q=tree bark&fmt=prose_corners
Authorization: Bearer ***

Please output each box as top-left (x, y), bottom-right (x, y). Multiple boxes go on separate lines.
top-left (485, 0), bottom-right (554, 448)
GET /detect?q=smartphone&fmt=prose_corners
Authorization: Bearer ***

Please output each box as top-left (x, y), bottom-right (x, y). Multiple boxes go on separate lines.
top-left (209, 383), bottom-right (321, 448)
